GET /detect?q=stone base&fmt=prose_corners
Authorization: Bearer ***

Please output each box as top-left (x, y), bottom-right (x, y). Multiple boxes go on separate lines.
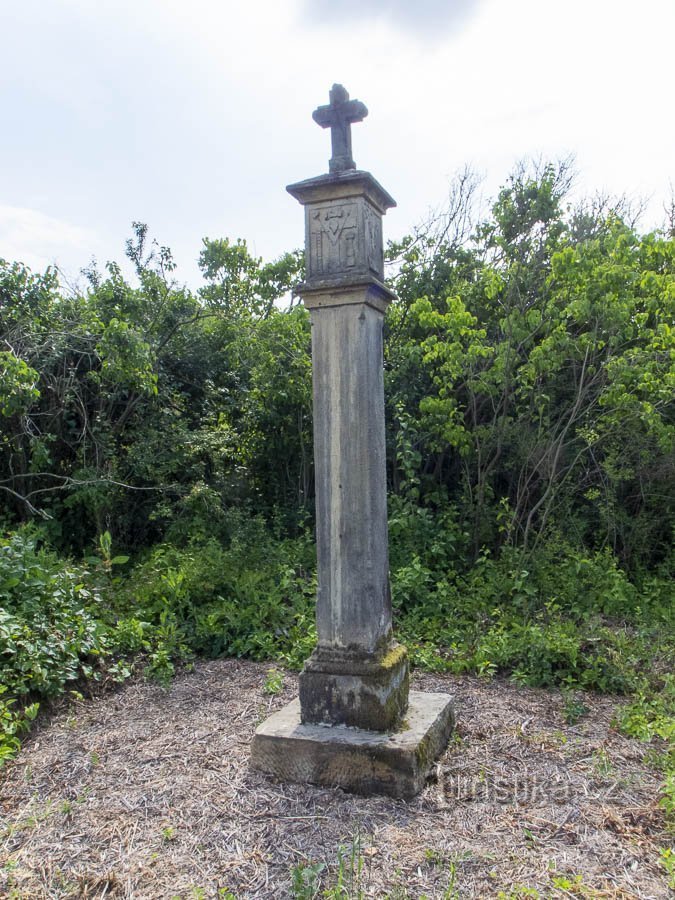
top-left (299, 642), bottom-right (409, 731)
top-left (251, 690), bottom-right (454, 799)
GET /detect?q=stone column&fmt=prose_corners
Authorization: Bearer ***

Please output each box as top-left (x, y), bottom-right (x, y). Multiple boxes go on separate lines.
top-left (286, 171), bottom-right (409, 731)
top-left (250, 86), bottom-right (454, 799)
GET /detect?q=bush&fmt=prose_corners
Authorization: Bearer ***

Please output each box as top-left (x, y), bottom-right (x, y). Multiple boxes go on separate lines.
top-left (392, 527), bottom-right (673, 692)
top-left (616, 675), bottom-right (675, 767)
top-left (112, 515), bottom-right (317, 669)
top-left (0, 531), bottom-right (111, 760)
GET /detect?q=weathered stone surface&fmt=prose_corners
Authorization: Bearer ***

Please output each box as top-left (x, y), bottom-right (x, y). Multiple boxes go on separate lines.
top-left (251, 690), bottom-right (455, 800)
top-left (311, 83), bottom-right (368, 174)
top-left (306, 295), bottom-right (392, 655)
top-left (287, 96), bottom-right (410, 741)
top-left (288, 169), bottom-right (396, 211)
top-left (299, 642), bottom-right (409, 730)
top-left (300, 278), bottom-right (395, 314)
top-left (251, 87), bottom-right (456, 799)
top-left (287, 170), bottom-right (395, 289)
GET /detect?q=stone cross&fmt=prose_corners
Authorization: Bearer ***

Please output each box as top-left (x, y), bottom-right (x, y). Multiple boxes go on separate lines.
top-left (312, 83), bottom-right (368, 174)
top-left (251, 86), bottom-right (454, 799)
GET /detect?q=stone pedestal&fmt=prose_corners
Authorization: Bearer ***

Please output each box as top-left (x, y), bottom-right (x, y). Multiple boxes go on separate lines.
top-left (251, 86), bottom-right (454, 798)
top-left (251, 692), bottom-right (455, 800)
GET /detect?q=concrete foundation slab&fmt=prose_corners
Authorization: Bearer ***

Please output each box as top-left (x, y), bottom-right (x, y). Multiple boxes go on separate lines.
top-left (251, 690), bottom-right (454, 799)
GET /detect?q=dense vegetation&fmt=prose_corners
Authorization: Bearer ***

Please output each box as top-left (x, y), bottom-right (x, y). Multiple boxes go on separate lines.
top-left (1, 164), bottom-right (673, 812)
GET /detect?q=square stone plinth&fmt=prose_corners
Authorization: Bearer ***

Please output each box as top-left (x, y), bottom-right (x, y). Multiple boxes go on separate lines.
top-left (251, 690), bottom-right (454, 799)
top-left (299, 643), bottom-right (409, 731)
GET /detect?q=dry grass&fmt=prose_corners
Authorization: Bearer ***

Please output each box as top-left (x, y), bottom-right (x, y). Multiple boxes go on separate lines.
top-left (0, 661), bottom-right (671, 898)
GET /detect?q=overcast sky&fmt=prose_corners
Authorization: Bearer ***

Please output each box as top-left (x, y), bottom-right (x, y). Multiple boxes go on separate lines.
top-left (2, 0), bottom-right (673, 288)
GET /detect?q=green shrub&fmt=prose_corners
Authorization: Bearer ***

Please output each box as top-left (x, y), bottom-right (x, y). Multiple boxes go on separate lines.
top-left (616, 675), bottom-right (675, 769)
top-left (113, 518), bottom-right (317, 669)
top-left (0, 531), bottom-right (111, 761)
top-left (392, 531), bottom-right (673, 692)
top-left (616, 675), bottom-right (675, 836)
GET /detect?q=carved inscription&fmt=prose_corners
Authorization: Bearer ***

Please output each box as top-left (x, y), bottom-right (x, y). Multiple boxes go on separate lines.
top-left (308, 202), bottom-right (359, 277)
top-left (364, 204), bottom-right (384, 277)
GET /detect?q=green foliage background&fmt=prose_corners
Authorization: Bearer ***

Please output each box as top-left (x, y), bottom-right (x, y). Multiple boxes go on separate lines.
top-left (0, 164), bottom-right (673, 780)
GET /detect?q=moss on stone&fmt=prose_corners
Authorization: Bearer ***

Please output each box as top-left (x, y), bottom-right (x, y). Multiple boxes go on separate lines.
top-left (299, 645), bottom-right (409, 731)
top-left (378, 643), bottom-right (407, 670)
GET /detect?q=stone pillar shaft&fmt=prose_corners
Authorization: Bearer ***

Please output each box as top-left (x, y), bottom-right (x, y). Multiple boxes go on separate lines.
top-left (310, 298), bottom-right (390, 652)
top-left (297, 285), bottom-right (409, 731)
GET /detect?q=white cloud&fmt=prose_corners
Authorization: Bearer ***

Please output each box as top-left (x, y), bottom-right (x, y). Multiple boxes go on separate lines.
top-left (300, 0), bottom-right (482, 38)
top-left (0, 0), bottom-right (672, 287)
top-left (0, 206), bottom-right (99, 277)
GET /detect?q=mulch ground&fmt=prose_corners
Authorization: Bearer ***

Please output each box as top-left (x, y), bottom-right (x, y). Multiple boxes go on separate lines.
top-left (0, 661), bottom-right (671, 899)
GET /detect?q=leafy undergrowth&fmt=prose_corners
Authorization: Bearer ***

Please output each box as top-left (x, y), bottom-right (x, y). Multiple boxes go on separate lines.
top-left (615, 674), bottom-right (675, 855)
top-left (0, 533), bottom-right (112, 763)
top-left (0, 522), bottom-right (317, 763)
top-left (1, 520), bottom-right (673, 799)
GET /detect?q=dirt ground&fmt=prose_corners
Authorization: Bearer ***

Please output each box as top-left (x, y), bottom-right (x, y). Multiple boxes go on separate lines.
top-left (0, 660), bottom-right (671, 899)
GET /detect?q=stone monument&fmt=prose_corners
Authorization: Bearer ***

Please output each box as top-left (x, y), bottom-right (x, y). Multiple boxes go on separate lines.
top-left (251, 85), bottom-right (454, 799)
